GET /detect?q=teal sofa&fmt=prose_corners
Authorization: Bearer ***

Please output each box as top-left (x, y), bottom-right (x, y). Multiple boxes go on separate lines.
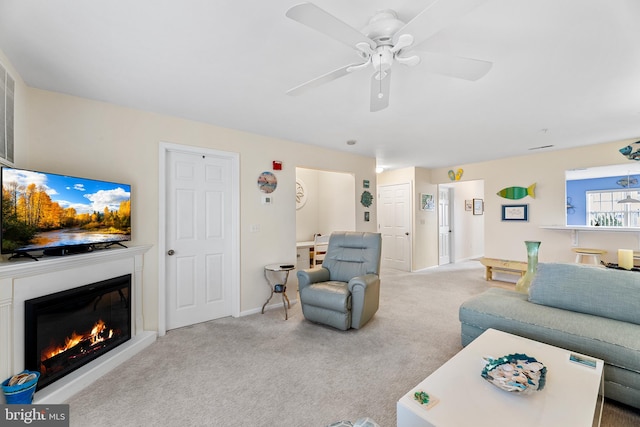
top-left (459, 263), bottom-right (640, 409)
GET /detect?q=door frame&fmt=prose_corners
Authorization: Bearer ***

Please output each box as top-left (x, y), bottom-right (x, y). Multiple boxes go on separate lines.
top-left (158, 142), bottom-right (240, 336)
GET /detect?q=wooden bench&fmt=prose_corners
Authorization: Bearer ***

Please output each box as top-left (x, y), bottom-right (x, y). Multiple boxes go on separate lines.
top-left (479, 258), bottom-right (527, 282)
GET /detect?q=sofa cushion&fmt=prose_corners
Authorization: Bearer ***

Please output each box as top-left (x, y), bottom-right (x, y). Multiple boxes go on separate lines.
top-left (528, 263), bottom-right (640, 326)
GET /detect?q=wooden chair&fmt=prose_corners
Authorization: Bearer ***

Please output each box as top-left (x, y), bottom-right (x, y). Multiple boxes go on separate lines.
top-left (313, 234), bottom-right (330, 266)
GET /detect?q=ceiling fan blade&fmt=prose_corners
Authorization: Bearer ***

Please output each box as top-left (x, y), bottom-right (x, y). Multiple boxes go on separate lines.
top-left (370, 70), bottom-right (391, 112)
top-left (286, 63), bottom-right (364, 96)
top-left (419, 51), bottom-right (492, 81)
top-left (286, 2), bottom-right (376, 50)
top-left (393, 0), bottom-right (488, 47)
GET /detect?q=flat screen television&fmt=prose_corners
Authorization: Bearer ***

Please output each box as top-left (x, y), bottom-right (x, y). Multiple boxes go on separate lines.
top-left (1, 167), bottom-right (131, 257)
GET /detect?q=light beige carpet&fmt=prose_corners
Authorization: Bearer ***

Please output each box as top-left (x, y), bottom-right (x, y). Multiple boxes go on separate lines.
top-left (66, 261), bottom-right (640, 426)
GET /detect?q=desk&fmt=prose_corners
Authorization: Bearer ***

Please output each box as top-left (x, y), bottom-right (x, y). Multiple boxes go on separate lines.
top-left (262, 263), bottom-right (295, 320)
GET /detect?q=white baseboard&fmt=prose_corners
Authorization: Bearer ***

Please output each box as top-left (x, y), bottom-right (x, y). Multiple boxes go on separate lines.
top-left (240, 298), bottom-right (298, 317)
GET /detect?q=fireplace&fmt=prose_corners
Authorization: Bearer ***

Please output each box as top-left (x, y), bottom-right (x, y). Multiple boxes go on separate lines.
top-left (24, 274), bottom-right (132, 390)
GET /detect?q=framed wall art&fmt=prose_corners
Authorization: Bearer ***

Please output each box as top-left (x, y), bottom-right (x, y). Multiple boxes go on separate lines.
top-left (465, 200), bottom-right (472, 211)
top-left (473, 198), bottom-right (484, 215)
top-left (420, 193), bottom-right (435, 211)
top-left (502, 204), bottom-right (529, 221)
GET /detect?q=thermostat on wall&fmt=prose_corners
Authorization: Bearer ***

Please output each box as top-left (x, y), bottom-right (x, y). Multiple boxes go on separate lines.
top-left (262, 195), bottom-right (273, 205)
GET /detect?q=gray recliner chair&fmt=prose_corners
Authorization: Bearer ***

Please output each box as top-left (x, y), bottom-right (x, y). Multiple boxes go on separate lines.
top-left (297, 231), bottom-right (382, 330)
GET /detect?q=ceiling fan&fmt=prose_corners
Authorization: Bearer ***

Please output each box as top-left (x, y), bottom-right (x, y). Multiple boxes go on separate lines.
top-left (285, 0), bottom-right (493, 112)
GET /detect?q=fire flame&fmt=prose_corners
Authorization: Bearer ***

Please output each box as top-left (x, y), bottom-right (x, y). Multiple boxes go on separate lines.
top-left (41, 319), bottom-right (114, 362)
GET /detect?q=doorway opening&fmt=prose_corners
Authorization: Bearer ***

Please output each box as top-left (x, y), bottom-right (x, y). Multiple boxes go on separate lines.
top-left (438, 179), bottom-right (485, 264)
top-left (295, 167), bottom-right (356, 242)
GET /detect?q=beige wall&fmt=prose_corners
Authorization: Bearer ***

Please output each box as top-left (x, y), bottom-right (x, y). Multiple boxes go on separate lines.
top-left (414, 167), bottom-right (439, 270)
top-left (295, 167), bottom-right (356, 241)
top-left (3, 45), bottom-right (377, 332)
top-left (432, 140), bottom-right (640, 264)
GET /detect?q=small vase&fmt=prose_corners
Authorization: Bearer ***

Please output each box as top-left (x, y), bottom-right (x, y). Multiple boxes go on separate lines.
top-left (515, 241), bottom-right (541, 294)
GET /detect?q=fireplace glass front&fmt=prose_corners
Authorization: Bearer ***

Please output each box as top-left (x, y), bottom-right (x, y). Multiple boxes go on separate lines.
top-left (25, 274), bottom-right (132, 390)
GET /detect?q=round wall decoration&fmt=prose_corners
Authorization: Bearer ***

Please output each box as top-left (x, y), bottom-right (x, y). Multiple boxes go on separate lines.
top-left (296, 179), bottom-right (307, 210)
top-left (257, 171), bottom-right (277, 194)
top-left (360, 190), bottom-right (373, 207)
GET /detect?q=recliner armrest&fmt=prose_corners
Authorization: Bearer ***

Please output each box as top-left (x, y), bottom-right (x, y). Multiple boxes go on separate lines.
top-left (348, 273), bottom-right (379, 292)
top-left (297, 267), bottom-right (330, 291)
top-left (348, 274), bottom-right (380, 329)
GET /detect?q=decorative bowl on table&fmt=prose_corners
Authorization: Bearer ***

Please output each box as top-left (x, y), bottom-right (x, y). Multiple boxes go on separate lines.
top-left (481, 353), bottom-right (546, 395)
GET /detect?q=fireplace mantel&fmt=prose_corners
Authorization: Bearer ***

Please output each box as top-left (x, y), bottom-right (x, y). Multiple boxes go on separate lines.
top-left (0, 245), bottom-right (156, 403)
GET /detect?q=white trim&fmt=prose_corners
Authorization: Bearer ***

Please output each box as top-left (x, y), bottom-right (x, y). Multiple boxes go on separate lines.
top-left (158, 142), bottom-right (240, 336)
top-left (241, 297), bottom-right (299, 317)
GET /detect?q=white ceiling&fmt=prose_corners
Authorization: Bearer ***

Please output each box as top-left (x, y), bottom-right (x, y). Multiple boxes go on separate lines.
top-left (1, 0), bottom-right (640, 170)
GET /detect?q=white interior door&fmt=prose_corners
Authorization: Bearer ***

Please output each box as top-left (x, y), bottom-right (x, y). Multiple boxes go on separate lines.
top-left (439, 187), bottom-right (452, 265)
top-left (379, 183), bottom-right (411, 271)
top-left (165, 148), bottom-right (236, 330)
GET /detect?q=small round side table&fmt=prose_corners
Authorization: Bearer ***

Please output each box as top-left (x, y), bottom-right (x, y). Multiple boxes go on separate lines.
top-left (262, 263), bottom-right (295, 320)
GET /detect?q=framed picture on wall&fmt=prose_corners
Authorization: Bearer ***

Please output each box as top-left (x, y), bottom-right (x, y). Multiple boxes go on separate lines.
top-left (473, 198), bottom-right (484, 215)
top-left (420, 194), bottom-right (435, 211)
top-left (502, 204), bottom-right (529, 221)
top-left (465, 200), bottom-right (472, 211)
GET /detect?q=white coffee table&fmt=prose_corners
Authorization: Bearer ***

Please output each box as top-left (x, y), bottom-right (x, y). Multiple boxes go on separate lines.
top-left (397, 328), bottom-right (604, 427)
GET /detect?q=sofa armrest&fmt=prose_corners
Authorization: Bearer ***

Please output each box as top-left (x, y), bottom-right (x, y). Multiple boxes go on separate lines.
top-left (297, 267), bottom-right (330, 291)
top-left (348, 274), bottom-right (380, 329)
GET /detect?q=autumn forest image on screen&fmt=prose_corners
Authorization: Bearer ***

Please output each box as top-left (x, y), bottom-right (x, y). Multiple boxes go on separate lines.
top-left (1, 168), bottom-right (131, 253)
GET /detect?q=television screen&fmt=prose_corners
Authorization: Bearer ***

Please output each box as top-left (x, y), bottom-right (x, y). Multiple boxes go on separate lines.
top-left (1, 167), bottom-right (131, 255)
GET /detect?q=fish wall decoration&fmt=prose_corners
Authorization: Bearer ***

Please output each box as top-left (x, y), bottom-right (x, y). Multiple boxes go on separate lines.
top-left (497, 183), bottom-right (536, 200)
top-left (620, 141), bottom-right (640, 161)
top-left (617, 177), bottom-right (638, 188)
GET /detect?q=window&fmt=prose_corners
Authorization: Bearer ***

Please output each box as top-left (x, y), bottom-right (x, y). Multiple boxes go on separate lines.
top-left (587, 190), bottom-right (640, 227)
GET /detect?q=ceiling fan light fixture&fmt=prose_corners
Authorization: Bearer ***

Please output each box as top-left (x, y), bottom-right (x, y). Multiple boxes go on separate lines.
top-left (372, 48), bottom-right (394, 73)
top-left (618, 171), bottom-right (640, 204)
top-left (618, 195), bottom-right (640, 204)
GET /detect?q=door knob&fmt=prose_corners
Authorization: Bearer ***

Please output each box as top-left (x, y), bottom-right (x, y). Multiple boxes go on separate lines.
top-left (167, 249), bottom-right (175, 256)
top-left (405, 232), bottom-right (410, 236)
